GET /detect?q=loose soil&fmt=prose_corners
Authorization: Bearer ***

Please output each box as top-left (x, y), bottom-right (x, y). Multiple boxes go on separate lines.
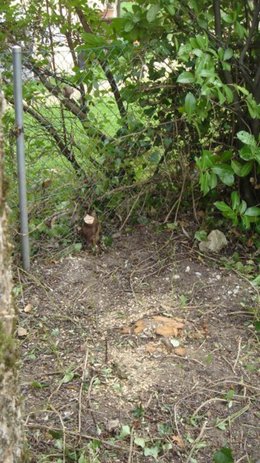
top-left (17, 227), bottom-right (260, 463)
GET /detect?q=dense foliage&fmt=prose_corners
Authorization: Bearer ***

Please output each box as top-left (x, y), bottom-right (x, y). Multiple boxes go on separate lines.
top-left (0, 0), bottom-right (260, 243)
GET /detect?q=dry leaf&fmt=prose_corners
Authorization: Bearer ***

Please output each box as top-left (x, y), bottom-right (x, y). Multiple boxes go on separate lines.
top-left (17, 327), bottom-right (28, 337)
top-left (121, 326), bottom-right (131, 334)
top-left (145, 342), bottom-right (158, 353)
top-left (24, 303), bottom-right (33, 313)
top-left (172, 434), bottom-right (185, 448)
top-left (124, 316), bottom-right (185, 338)
top-left (174, 347), bottom-right (186, 357)
top-left (133, 319), bottom-right (146, 334)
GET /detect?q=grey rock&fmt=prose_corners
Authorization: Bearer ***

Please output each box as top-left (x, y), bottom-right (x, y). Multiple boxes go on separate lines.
top-left (199, 229), bottom-right (228, 253)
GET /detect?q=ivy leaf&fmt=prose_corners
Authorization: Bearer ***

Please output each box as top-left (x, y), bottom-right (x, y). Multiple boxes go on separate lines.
top-left (119, 425), bottom-right (131, 439)
top-left (134, 437), bottom-right (146, 448)
top-left (184, 92), bottom-right (196, 116)
top-left (146, 4), bottom-right (160, 22)
top-left (62, 370), bottom-right (74, 384)
top-left (213, 447), bottom-right (234, 463)
top-left (144, 446), bottom-right (159, 459)
top-left (177, 71), bottom-right (195, 84)
top-left (237, 131), bottom-right (256, 147)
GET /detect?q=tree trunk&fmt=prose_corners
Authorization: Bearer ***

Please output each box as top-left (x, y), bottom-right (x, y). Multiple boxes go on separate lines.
top-left (0, 91), bottom-right (23, 462)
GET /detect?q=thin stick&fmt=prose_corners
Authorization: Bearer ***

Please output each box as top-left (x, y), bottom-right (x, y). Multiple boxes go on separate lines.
top-left (192, 397), bottom-right (226, 417)
top-left (186, 420), bottom-right (208, 463)
top-left (119, 191), bottom-right (142, 231)
top-left (78, 349), bottom-right (89, 434)
top-left (49, 405), bottom-right (66, 463)
top-left (88, 376), bottom-right (99, 430)
top-left (233, 336), bottom-right (242, 371)
top-left (128, 428), bottom-right (134, 463)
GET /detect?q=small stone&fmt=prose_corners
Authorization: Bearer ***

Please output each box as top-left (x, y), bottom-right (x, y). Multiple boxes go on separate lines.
top-left (17, 326), bottom-right (28, 337)
top-left (185, 266), bottom-right (190, 273)
top-left (199, 229), bottom-right (228, 253)
top-left (24, 303), bottom-right (33, 313)
top-left (106, 419), bottom-right (120, 432)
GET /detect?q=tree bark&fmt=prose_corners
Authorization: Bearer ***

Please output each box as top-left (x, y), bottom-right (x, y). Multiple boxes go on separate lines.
top-left (0, 91), bottom-right (23, 462)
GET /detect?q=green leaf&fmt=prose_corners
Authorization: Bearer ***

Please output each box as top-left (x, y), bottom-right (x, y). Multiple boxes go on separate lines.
top-left (223, 85), bottom-right (233, 103)
top-left (237, 131), bottom-right (256, 147)
top-left (200, 171), bottom-right (217, 195)
top-left (212, 165), bottom-right (234, 186)
top-left (254, 320), bottom-right (260, 330)
top-left (246, 94), bottom-right (260, 119)
top-left (231, 160), bottom-right (253, 177)
top-left (134, 437), bottom-right (146, 448)
top-left (166, 5), bottom-right (175, 15)
top-left (231, 191), bottom-right (240, 210)
top-left (244, 206), bottom-right (260, 217)
top-left (194, 230), bottom-right (208, 241)
top-left (216, 421), bottom-right (227, 431)
top-left (48, 429), bottom-right (63, 439)
top-left (31, 380), bottom-right (49, 389)
top-left (62, 370), bottom-right (74, 384)
top-left (213, 447), bottom-right (234, 463)
top-left (252, 275), bottom-right (260, 287)
top-left (149, 150), bottom-right (161, 164)
top-left (124, 21), bottom-right (134, 32)
top-left (214, 201), bottom-right (233, 214)
top-left (82, 33), bottom-right (107, 48)
top-left (196, 150), bottom-right (214, 170)
top-left (78, 454), bottom-right (88, 463)
top-left (146, 4), bottom-right (160, 22)
top-left (239, 145), bottom-right (256, 161)
top-left (119, 425), bottom-right (131, 439)
top-left (184, 92), bottom-right (196, 116)
top-left (144, 446), bottom-right (159, 459)
top-left (239, 200), bottom-right (247, 215)
top-left (177, 71), bottom-right (195, 84)
top-left (223, 48), bottom-right (233, 61)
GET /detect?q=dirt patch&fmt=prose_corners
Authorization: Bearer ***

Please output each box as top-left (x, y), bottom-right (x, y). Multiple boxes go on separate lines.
top-left (17, 227), bottom-right (260, 462)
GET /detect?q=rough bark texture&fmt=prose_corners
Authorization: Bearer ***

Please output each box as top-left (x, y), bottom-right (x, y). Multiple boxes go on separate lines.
top-left (0, 91), bottom-right (23, 462)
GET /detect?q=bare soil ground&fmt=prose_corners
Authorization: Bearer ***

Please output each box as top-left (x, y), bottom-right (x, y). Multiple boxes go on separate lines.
top-left (17, 227), bottom-right (260, 463)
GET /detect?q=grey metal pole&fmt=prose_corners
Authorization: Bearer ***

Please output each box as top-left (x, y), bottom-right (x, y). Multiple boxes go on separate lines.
top-left (12, 45), bottom-right (30, 271)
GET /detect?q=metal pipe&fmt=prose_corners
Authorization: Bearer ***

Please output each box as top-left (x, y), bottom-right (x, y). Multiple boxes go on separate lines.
top-left (12, 45), bottom-right (30, 271)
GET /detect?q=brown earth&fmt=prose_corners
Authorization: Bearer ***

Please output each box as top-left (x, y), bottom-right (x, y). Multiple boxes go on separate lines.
top-left (16, 227), bottom-right (260, 463)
